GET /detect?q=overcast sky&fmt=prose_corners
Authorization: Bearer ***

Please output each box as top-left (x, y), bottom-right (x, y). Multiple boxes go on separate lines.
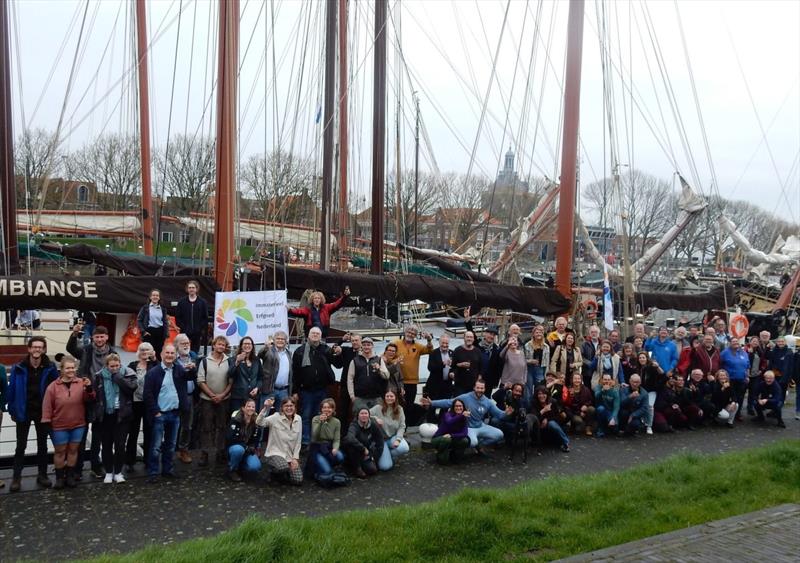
top-left (9, 0), bottom-right (800, 226)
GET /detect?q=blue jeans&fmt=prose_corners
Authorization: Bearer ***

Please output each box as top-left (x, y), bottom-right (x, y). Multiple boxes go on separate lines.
top-left (596, 405), bottom-right (617, 436)
top-left (300, 389), bottom-right (327, 444)
top-left (148, 410), bottom-right (180, 477)
top-left (542, 420), bottom-right (569, 447)
top-left (315, 449), bottom-right (345, 478)
top-left (228, 444), bottom-right (262, 473)
top-left (377, 438), bottom-right (410, 471)
top-left (51, 426), bottom-right (85, 446)
top-left (526, 366), bottom-right (545, 403)
top-left (466, 424), bottom-right (504, 448)
top-left (259, 388), bottom-right (290, 412)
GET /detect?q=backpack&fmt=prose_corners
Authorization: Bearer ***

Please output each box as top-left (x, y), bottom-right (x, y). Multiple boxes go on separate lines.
top-left (316, 471), bottom-right (351, 489)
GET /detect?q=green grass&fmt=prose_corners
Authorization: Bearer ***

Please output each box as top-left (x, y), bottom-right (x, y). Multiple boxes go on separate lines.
top-left (90, 440), bottom-right (800, 563)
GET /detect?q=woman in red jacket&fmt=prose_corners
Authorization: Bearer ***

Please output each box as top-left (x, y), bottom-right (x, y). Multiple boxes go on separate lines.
top-left (288, 287), bottom-right (350, 338)
top-left (42, 355), bottom-right (95, 489)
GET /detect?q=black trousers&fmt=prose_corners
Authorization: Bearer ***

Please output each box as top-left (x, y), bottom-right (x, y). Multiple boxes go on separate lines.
top-left (185, 331), bottom-right (204, 354)
top-left (13, 418), bottom-right (49, 479)
top-left (126, 401), bottom-right (150, 466)
top-left (99, 412), bottom-right (131, 474)
top-left (144, 326), bottom-right (166, 359)
top-left (77, 421), bottom-right (102, 473)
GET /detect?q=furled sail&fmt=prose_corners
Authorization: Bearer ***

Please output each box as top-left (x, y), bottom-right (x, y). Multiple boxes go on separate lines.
top-left (719, 216), bottom-right (800, 266)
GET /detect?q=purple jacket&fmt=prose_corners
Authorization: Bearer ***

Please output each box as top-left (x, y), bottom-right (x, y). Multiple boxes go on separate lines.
top-left (433, 411), bottom-right (468, 439)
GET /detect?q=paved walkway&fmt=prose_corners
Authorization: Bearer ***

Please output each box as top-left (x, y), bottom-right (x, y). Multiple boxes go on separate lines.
top-left (0, 407), bottom-right (796, 561)
top-left (558, 503), bottom-right (800, 562)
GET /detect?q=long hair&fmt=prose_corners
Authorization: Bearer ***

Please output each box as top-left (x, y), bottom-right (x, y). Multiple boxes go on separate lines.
top-left (236, 336), bottom-right (257, 363)
top-left (380, 390), bottom-right (401, 418)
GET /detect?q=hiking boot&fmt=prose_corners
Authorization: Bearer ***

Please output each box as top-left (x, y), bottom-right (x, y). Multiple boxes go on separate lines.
top-left (65, 467), bottom-right (77, 488)
top-left (10, 478), bottom-right (21, 492)
top-left (777, 420), bottom-right (786, 428)
top-left (354, 467), bottom-right (367, 479)
top-left (177, 449), bottom-right (193, 464)
top-left (36, 474), bottom-right (52, 488)
top-left (53, 468), bottom-right (66, 490)
top-left (198, 451), bottom-right (209, 467)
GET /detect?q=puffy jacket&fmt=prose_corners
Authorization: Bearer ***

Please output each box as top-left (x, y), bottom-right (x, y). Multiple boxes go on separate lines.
top-left (92, 367), bottom-right (138, 421)
top-left (6, 356), bottom-right (59, 423)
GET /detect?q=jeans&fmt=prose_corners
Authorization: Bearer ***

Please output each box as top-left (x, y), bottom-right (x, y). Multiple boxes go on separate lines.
top-left (315, 449), bottom-right (345, 478)
top-left (596, 405), bottom-right (617, 435)
top-left (51, 426), bottom-right (85, 446)
top-left (259, 388), bottom-right (290, 411)
top-left (300, 389), bottom-right (327, 444)
top-left (466, 424), bottom-right (504, 448)
top-left (526, 365), bottom-right (545, 400)
top-left (13, 418), bottom-right (50, 479)
top-left (541, 419), bottom-right (570, 447)
top-left (377, 438), bottom-right (410, 471)
top-left (148, 410), bottom-right (180, 477)
top-left (646, 391), bottom-right (657, 428)
top-left (227, 445), bottom-right (262, 473)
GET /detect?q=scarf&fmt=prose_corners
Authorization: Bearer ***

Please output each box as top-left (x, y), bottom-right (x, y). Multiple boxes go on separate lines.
top-left (100, 367), bottom-right (119, 415)
top-left (91, 344), bottom-right (110, 375)
top-left (302, 341), bottom-right (319, 368)
top-left (478, 339), bottom-right (494, 353)
top-left (602, 354), bottom-right (613, 372)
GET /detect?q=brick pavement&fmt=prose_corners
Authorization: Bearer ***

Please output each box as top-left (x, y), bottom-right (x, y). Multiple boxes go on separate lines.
top-left (558, 503), bottom-right (799, 562)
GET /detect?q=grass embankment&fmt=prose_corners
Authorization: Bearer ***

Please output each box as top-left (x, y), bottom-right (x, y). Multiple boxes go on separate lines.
top-left (91, 440), bottom-right (800, 563)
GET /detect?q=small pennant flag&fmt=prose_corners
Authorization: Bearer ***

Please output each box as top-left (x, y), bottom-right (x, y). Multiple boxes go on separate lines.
top-left (603, 261), bottom-right (614, 332)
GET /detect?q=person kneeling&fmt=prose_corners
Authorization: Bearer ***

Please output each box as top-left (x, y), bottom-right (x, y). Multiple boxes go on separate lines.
top-left (342, 408), bottom-right (384, 478)
top-left (431, 399), bottom-right (470, 464)
top-left (226, 398), bottom-right (265, 482)
top-left (618, 374), bottom-right (649, 435)
top-left (532, 386), bottom-right (570, 452)
top-left (754, 371), bottom-right (785, 428)
top-left (257, 398), bottom-right (302, 485)
top-left (306, 398), bottom-right (346, 484)
top-left (370, 390), bottom-right (409, 471)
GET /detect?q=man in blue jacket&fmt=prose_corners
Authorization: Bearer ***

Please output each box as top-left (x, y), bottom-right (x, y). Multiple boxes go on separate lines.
top-left (720, 337), bottom-right (750, 420)
top-left (5, 336), bottom-right (59, 492)
top-left (422, 378), bottom-right (510, 455)
top-left (143, 344), bottom-right (190, 483)
top-left (645, 327), bottom-right (679, 376)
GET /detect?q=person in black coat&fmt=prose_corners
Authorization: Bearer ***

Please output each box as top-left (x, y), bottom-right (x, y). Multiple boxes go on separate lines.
top-left (342, 407), bottom-right (384, 478)
top-left (753, 370), bottom-right (785, 428)
top-left (174, 280), bottom-right (209, 354)
top-left (465, 314), bottom-right (503, 394)
top-left (225, 398), bottom-right (265, 481)
top-left (137, 289), bottom-right (168, 360)
top-left (424, 335), bottom-right (455, 423)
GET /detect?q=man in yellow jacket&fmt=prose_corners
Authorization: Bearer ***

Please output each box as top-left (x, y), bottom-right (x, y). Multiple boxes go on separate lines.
top-left (391, 325), bottom-right (433, 414)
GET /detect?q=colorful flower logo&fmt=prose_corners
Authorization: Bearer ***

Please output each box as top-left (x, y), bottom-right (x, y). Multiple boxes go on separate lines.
top-left (216, 298), bottom-right (253, 338)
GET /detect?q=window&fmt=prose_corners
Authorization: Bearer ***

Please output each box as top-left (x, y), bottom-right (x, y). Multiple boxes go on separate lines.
top-left (77, 185), bottom-right (88, 203)
top-left (161, 231), bottom-right (174, 243)
top-left (179, 230), bottom-right (191, 243)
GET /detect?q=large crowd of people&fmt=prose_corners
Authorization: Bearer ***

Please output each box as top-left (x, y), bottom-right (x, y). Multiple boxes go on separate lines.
top-left (0, 285), bottom-right (797, 491)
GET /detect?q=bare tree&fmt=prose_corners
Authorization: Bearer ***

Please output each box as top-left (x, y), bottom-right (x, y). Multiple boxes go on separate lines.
top-left (385, 170), bottom-right (443, 244)
top-left (584, 169), bottom-right (674, 259)
top-left (437, 172), bottom-right (491, 246)
top-left (14, 128), bottom-right (63, 209)
top-left (240, 150), bottom-right (315, 222)
top-left (153, 135), bottom-right (215, 214)
top-left (67, 134), bottom-right (141, 211)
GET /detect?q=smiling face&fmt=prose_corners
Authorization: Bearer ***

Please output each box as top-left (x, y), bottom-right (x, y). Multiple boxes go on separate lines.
top-left (589, 326), bottom-right (600, 340)
top-left (473, 380), bottom-right (486, 398)
top-left (452, 399), bottom-right (465, 414)
top-left (28, 339), bottom-right (46, 360)
top-left (555, 317), bottom-right (567, 331)
top-left (320, 401), bottom-right (334, 417)
top-left (161, 345), bottom-right (177, 365)
top-left (308, 327), bottom-right (322, 344)
top-left (242, 399), bottom-right (256, 417)
top-left (384, 390), bottom-right (397, 405)
top-left (565, 334), bottom-right (575, 347)
top-left (107, 359), bottom-right (121, 373)
top-left (439, 335), bottom-right (449, 351)
top-left (533, 326), bottom-right (544, 340)
top-left (61, 360), bottom-right (77, 378)
top-left (637, 352), bottom-right (648, 366)
top-left (629, 374), bottom-right (641, 390)
top-left (149, 290), bottom-right (160, 304)
top-left (763, 370), bottom-right (775, 384)
top-left (464, 332), bottom-right (475, 347)
top-left (282, 400), bottom-right (296, 417)
top-left (572, 373), bottom-right (582, 387)
top-left (357, 408), bottom-right (370, 424)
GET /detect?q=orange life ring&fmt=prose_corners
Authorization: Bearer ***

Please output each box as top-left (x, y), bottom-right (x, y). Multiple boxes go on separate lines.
top-left (583, 299), bottom-right (598, 319)
top-left (730, 314), bottom-right (749, 339)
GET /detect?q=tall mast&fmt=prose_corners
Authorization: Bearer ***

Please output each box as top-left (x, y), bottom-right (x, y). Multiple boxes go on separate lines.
top-left (135, 0), bottom-right (154, 257)
top-left (394, 100), bottom-right (402, 243)
top-left (320, 0), bottom-right (337, 271)
top-left (214, 0), bottom-right (239, 291)
top-left (413, 95), bottom-right (419, 246)
top-left (554, 0), bottom-right (585, 298)
top-left (0, 0), bottom-right (18, 274)
top-left (336, 0), bottom-right (349, 272)
top-left (370, 0), bottom-right (387, 274)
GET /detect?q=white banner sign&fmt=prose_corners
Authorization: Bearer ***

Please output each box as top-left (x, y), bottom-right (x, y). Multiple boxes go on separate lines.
top-left (214, 290), bottom-right (288, 346)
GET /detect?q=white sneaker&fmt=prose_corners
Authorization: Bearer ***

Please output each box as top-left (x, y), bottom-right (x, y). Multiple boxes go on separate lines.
top-left (103, 473), bottom-right (114, 484)
top-left (113, 473), bottom-right (126, 483)
top-left (646, 427), bottom-right (653, 435)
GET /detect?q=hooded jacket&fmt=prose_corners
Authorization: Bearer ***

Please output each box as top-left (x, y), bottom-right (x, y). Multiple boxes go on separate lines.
top-left (6, 356), bottom-right (58, 423)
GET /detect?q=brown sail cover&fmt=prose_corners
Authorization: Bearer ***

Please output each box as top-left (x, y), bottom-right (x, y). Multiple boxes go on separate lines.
top-left (250, 264), bottom-right (572, 314)
top-left (632, 284), bottom-right (735, 312)
top-left (0, 276), bottom-right (218, 313)
top-left (39, 242), bottom-right (201, 276)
